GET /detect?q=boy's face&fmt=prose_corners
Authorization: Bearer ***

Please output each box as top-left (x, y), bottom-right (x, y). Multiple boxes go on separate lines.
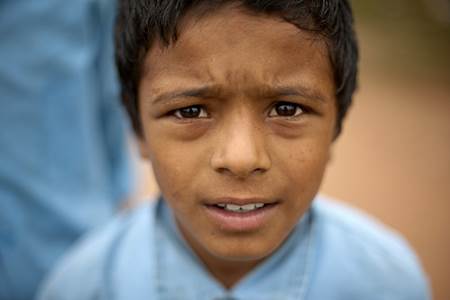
top-left (139, 6), bottom-right (336, 271)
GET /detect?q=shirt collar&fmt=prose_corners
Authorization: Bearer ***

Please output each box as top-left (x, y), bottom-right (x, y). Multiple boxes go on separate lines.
top-left (108, 202), bottom-right (158, 300)
top-left (157, 198), bottom-right (316, 300)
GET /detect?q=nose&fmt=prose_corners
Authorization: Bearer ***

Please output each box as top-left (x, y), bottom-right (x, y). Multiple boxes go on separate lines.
top-left (210, 116), bottom-right (271, 179)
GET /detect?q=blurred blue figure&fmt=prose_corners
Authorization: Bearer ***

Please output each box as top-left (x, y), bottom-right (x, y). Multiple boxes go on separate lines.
top-left (0, 1), bottom-right (133, 299)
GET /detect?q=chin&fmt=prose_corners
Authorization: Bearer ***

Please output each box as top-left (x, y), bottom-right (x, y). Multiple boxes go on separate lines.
top-left (207, 237), bottom-right (281, 262)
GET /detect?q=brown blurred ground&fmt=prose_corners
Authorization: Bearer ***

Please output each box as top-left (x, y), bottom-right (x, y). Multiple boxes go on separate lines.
top-left (131, 2), bottom-right (450, 299)
top-left (322, 46), bottom-right (450, 300)
top-left (322, 3), bottom-right (449, 299)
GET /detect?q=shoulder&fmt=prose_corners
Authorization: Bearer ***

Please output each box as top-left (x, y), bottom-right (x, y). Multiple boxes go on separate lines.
top-left (313, 195), bottom-right (416, 259)
top-left (36, 201), bottom-right (157, 300)
top-left (308, 195), bottom-right (431, 300)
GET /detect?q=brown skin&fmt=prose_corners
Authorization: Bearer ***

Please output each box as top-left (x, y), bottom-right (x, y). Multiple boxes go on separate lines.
top-left (138, 5), bottom-right (337, 289)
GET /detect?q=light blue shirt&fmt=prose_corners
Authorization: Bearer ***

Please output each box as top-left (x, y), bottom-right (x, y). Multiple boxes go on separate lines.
top-left (37, 196), bottom-right (431, 300)
top-left (0, 1), bottom-right (132, 299)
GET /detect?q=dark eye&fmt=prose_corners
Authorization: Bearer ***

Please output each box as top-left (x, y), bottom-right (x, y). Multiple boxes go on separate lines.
top-left (269, 102), bottom-right (303, 117)
top-left (173, 105), bottom-right (208, 119)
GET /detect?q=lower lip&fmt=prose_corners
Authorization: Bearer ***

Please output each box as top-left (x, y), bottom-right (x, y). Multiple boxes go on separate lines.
top-left (203, 204), bottom-right (277, 232)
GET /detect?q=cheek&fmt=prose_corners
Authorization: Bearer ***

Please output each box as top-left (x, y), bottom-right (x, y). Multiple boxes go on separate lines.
top-left (141, 129), bottom-right (182, 197)
top-left (149, 150), bottom-right (189, 201)
top-left (273, 136), bottom-right (331, 195)
top-left (276, 141), bottom-right (330, 229)
top-left (144, 130), bottom-right (206, 202)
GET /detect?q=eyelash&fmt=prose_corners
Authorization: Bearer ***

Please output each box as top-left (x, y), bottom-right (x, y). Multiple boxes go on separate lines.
top-left (172, 105), bottom-right (209, 119)
top-left (170, 101), bottom-right (306, 119)
top-left (268, 101), bottom-right (304, 118)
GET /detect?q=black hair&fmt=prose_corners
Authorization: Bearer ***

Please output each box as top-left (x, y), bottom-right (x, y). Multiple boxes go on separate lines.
top-left (115, 0), bottom-right (358, 137)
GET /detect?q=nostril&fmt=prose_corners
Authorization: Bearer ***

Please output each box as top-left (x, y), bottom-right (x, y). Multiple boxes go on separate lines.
top-left (214, 166), bottom-right (267, 179)
top-left (210, 146), bottom-right (271, 178)
top-left (253, 168), bottom-right (266, 174)
top-left (216, 167), bottom-right (229, 174)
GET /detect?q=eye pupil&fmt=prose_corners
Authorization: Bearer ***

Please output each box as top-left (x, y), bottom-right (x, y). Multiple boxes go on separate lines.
top-left (179, 106), bottom-right (201, 118)
top-left (276, 103), bottom-right (297, 116)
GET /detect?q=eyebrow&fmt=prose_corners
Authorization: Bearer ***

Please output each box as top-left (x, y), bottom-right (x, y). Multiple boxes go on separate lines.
top-left (150, 85), bottom-right (219, 105)
top-left (264, 84), bottom-right (327, 103)
top-left (149, 83), bottom-right (328, 105)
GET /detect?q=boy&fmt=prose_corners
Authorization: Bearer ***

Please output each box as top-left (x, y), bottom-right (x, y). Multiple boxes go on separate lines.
top-left (38, 1), bottom-right (431, 299)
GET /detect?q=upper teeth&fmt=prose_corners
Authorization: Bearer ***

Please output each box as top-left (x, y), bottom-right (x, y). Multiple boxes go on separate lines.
top-left (217, 203), bottom-right (265, 212)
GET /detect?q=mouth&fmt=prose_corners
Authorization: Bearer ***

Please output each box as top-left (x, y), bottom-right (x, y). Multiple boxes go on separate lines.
top-left (203, 198), bottom-right (279, 232)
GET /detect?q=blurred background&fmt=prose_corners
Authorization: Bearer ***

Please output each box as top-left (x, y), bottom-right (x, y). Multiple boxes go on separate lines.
top-left (132, 0), bottom-right (450, 299)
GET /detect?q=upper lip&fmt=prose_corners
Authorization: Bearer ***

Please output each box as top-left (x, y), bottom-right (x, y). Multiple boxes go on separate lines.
top-left (206, 197), bottom-right (277, 206)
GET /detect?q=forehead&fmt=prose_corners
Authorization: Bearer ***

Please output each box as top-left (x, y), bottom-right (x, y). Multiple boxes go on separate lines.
top-left (140, 5), bottom-right (334, 100)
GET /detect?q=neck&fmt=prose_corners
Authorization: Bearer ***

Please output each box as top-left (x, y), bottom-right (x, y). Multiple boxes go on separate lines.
top-left (176, 222), bottom-right (264, 289)
top-left (199, 251), bottom-right (262, 289)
